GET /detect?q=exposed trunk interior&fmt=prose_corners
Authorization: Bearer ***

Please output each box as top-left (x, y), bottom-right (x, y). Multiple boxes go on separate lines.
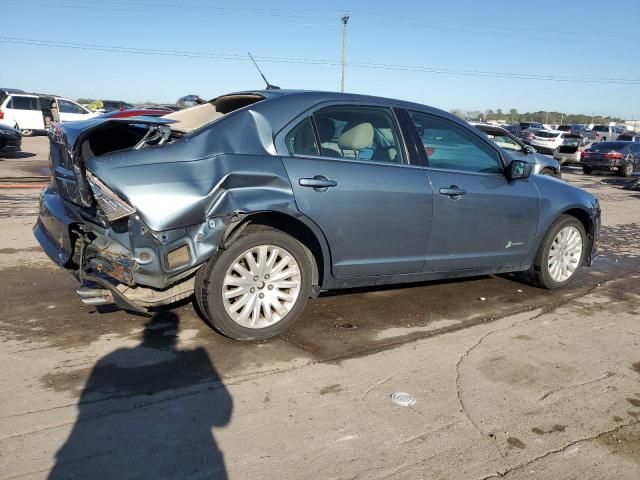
top-left (163, 93), bottom-right (265, 133)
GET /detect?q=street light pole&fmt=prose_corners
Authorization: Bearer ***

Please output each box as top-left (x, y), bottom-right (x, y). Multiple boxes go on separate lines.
top-left (341, 14), bottom-right (350, 93)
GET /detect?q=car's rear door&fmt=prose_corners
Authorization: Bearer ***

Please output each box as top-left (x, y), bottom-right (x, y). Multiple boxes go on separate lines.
top-left (406, 110), bottom-right (541, 272)
top-left (278, 104), bottom-right (433, 278)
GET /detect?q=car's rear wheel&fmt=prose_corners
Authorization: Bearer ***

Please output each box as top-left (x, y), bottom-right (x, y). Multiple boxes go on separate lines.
top-left (195, 226), bottom-right (312, 340)
top-left (620, 157), bottom-right (634, 177)
top-left (582, 166), bottom-right (593, 174)
top-left (531, 215), bottom-right (586, 289)
top-left (18, 127), bottom-right (33, 137)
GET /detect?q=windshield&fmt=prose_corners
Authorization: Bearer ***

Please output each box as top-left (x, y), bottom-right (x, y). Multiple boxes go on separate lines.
top-left (592, 125), bottom-right (610, 132)
top-left (484, 131), bottom-right (523, 152)
top-left (557, 125), bottom-right (572, 131)
top-left (535, 131), bottom-right (561, 138)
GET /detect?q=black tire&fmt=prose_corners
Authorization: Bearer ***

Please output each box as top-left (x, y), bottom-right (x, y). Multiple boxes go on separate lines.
top-left (620, 158), bottom-right (634, 177)
top-left (18, 127), bottom-right (34, 137)
top-left (530, 215), bottom-right (586, 289)
top-left (539, 168), bottom-right (555, 177)
top-left (195, 225), bottom-right (312, 340)
top-left (582, 166), bottom-right (593, 174)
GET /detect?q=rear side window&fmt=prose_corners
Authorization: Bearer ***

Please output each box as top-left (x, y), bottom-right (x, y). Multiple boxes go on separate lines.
top-left (284, 117), bottom-right (319, 157)
top-left (312, 105), bottom-right (405, 164)
top-left (9, 96), bottom-right (39, 110)
top-left (409, 112), bottom-right (502, 173)
top-left (593, 125), bottom-right (609, 132)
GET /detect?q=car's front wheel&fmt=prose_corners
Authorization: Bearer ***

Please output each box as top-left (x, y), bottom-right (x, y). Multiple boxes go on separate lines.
top-left (195, 226), bottom-right (312, 340)
top-left (531, 215), bottom-right (586, 289)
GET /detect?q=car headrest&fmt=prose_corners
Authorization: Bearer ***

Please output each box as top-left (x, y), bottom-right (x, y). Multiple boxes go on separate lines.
top-left (338, 122), bottom-right (374, 150)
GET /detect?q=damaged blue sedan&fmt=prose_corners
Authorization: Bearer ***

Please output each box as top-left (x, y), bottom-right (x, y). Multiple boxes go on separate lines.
top-left (34, 90), bottom-right (600, 340)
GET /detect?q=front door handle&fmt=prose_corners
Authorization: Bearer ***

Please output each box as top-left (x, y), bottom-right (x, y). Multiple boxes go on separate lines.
top-left (299, 176), bottom-right (338, 191)
top-left (439, 186), bottom-right (466, 197)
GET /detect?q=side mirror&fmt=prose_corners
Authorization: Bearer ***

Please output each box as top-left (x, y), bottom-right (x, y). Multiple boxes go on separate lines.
top-left (525, 145), bottom-right (536, 154)
top-left (507, 160), bottom-right (532, 180)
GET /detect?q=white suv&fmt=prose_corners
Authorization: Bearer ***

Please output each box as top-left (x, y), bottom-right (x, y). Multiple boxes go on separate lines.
top-left (590, 125), bottom-right (622, 142)
top-left (0, 92), bottom-right (99, 136)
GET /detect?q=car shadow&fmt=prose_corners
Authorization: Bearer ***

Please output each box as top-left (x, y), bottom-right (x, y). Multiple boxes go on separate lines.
top-left (48, 311), bottom-right (232, 480)
top-left (0, 151), bottom-right (36, 159)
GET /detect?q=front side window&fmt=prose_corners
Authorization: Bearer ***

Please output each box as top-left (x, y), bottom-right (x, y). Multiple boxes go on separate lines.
top-left (58, 100), bottom-right (84, 114)
top-left (312, 105), bottom-right (404, 164)
top-left (284, 116), bottom-right (319, 157)
top-left (409, 112), bottom-right (502, 173)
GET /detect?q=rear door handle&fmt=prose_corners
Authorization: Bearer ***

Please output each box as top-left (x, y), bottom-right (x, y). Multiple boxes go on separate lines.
top-left (439, 186), bottom-right (466, 197)
top-left (299, 176), bottom-right (338, 190)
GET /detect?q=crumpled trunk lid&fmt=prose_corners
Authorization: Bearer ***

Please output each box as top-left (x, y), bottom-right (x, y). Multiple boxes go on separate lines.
top-left (47, 117), bottom-right (174, 207)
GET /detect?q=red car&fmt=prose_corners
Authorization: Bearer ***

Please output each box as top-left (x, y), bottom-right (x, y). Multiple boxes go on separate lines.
top-left (99, 108), bottom-right (170, 119)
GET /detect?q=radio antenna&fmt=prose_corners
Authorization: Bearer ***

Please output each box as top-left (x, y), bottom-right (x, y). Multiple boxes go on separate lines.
top-left (248, 52), bottom-right (280, 90)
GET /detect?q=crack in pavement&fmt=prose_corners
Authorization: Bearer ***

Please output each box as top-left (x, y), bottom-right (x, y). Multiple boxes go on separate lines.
top-left (453, 275), bottom-right (628, 462)
top-left (476, 420), bottom-right (640, 479)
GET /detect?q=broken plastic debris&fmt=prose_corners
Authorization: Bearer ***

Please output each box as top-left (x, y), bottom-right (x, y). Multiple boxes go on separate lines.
top-left (479, 297), bottom-right (487, 301)
top-left (391, 392), bottom-right (416, 407)
top-left (517, 289), bottom-right (523, 293)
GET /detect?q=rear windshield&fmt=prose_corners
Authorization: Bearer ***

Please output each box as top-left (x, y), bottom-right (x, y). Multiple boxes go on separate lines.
top-left (535, 131), bottom-right (561, 138)
top-left (557, 125), bottom-right (572, 131)
top-left (592, 125), bottom-right (610, 132)
top-left (588, 142), bottom-right (627, 150)
top-left (617, 134), bottom-right (634, 141)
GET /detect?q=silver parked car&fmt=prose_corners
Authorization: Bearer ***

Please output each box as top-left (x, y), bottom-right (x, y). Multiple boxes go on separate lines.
top-left (471, 123), bottom-right (561, 176)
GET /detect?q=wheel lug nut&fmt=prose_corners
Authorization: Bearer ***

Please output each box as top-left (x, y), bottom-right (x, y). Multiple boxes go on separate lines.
top-left (259, 293), bottom-right (265, 299)
top-left (264, 274), bottom-right (270, 279)
top-left (253, 276), bottom-right (259, 281)
top-left (250, 287), bottom-right (255, 293)
top-left (268, 285), bottom-right (274, 290)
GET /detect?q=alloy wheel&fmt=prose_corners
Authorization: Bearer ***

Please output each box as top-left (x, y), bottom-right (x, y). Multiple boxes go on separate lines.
top-left (221, 244), bottom-right (301, 328)
top-left (547, 226), bottom-right (583, 282)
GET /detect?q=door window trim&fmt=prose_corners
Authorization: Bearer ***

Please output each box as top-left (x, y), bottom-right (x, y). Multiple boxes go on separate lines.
top-left (275, 101), bottom-right (416, 167)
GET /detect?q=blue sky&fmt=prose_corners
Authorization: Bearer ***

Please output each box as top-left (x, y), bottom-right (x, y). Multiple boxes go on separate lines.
top-left (2, 0), bottom-right (639, 118)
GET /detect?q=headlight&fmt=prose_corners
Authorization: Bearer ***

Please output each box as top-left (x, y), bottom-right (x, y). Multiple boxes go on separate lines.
top-left (86, 171), bottom-right (136, 221)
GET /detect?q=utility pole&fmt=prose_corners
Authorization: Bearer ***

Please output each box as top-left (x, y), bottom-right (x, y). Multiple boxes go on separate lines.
top-left (341, 14), bottom-right (350, 93)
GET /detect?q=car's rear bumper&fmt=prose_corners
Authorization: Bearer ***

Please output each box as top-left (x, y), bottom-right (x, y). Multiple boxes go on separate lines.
top-left (34, 186), bottom-right (224, 290)
top-left (581, 159), bottom-right (622, 170)
top-left (553, 151), bottom-right (580, 164)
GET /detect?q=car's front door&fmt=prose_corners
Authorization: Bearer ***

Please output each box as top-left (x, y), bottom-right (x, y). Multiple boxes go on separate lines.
top-left (407, 110), bottom-right (541, 272)
top-left (279, 105), bottom-right (433, 278)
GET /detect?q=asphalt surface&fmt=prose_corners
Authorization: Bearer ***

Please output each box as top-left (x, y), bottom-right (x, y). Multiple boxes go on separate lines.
top-left (1, 137), bottom-right (639, 479)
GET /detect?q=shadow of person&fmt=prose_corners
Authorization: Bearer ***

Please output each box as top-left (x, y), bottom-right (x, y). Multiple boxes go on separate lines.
top-left (48, 311), bottom-right (232, 480)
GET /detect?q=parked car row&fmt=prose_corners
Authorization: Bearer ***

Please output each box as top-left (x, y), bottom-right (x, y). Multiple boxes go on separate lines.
top-left (0, 88), bottom-right (99, 136)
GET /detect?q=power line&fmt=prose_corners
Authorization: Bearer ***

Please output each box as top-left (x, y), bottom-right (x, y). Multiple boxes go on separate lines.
top-left (2, 36), bottom-right (640, 85)
top-left (6, 0), bottom-right (640, 43)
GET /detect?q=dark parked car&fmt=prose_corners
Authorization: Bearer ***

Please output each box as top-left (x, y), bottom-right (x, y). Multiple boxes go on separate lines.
top-left (0, 123), bottom-right (22, 155)
top-left (101, 100), bottom-right (135, 112)
top-left (581, 141), bottom-right (640, 176)
top-left (34, 90), bottom-right (601, 340)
